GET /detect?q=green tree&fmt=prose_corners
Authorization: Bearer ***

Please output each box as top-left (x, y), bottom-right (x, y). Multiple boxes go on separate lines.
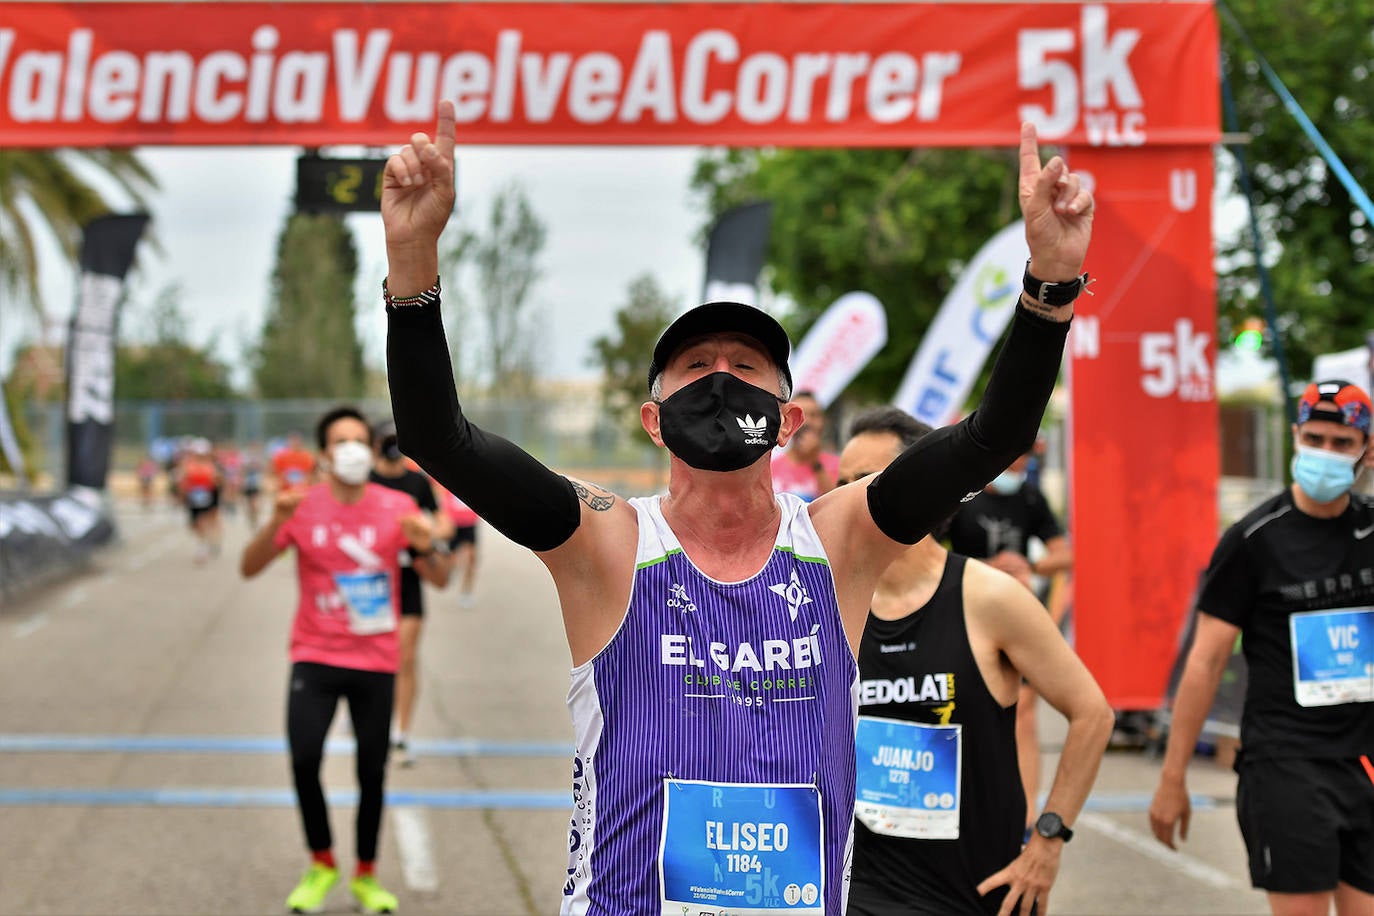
top-left (1217, 0), bottom-right (1373, 376)
top-left (590, 274), bottom-right (680, 436)
top-left (253, 213), bottom-right (364, 398)
top-left (115, 285), bottom-right (235, 400)
top-left (0, 150), bottom-right (155, 314)
top-left (691, 148), bottom-right (1017, 401)
top-left (441, 182), bottom-right (547, 395)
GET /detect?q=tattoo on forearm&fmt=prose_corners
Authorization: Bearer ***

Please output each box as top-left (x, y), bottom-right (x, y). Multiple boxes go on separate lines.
top-left (1018, 292), bottom-right (1072, 321)
top-left (572, 480), bottom-right (616, 511)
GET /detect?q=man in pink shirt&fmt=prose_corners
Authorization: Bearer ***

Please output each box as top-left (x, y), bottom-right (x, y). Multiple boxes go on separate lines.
top-left (770, 390), bottom-right (840, 502)
top-left (241, 406), bottom-right (441, 915)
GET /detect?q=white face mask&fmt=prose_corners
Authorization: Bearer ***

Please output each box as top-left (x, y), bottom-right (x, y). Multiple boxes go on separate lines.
top-left (328, 440), bottom-right (374, 486)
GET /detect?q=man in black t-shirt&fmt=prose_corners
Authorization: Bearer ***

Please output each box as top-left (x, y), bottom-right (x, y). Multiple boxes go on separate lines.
top-left (947, 451), bottom-right (1071, 588)
top-left (370, 420), bottom-right (452, 767)
top-left (948, 448), bottom-right (1073, 826)
top-left (841, 408), bottom-right (1112, 916)
top-left (1150, 380), bottom-right (1374, 915)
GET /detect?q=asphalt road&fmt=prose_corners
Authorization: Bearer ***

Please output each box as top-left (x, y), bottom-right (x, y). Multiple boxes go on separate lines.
top-left (0, 500), bottom-right (1270, 915)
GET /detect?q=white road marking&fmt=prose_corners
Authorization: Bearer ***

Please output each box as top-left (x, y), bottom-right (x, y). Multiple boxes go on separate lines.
top-left (392, 806), bottom-right (439, 892)
top-left (1075, 811), bottom-right (1245, 890)
top-left (60, 586), bottom-right (89, 610)
top-left (14, 613), bottom-right (49, 639)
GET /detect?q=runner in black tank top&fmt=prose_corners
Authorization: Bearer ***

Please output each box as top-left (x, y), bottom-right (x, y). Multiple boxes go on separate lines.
top-left (851, 553), bottom-right (1025, 915)
top-left (840, 408), bottom-right (1114, 916)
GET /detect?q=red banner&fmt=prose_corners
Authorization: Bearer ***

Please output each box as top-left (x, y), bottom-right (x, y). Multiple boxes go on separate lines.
top-left (0, 2), bottom-right (1218, 147)
top-left (1068, 145), bottom-right (1219, 709)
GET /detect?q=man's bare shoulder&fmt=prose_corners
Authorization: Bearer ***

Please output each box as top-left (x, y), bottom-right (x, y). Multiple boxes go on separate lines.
top-left (546, 476), bottom-right (639, 561)
top-left (961, 557), bottom-right (1044, 620)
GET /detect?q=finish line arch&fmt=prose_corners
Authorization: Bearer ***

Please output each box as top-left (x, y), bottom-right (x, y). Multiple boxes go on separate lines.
top-left (1, 1), bottom-right (1221, 708)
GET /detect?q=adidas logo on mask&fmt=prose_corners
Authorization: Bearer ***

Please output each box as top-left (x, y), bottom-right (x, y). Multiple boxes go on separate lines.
top-left (737, 414), bottom-right (770, 445)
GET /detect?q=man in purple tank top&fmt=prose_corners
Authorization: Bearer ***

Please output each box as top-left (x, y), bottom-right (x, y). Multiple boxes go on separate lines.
top-left (382, 102), bottom-right (1095, 914)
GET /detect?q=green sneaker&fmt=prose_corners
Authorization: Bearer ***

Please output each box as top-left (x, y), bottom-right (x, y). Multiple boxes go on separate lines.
top-left (350, 875), bottom-right (399, 914)
top-left (286, 863), bottom-right (338, 914)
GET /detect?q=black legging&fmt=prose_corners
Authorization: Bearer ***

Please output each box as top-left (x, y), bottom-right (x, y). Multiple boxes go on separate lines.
top-left (287, 661), bottom-right (394, 861)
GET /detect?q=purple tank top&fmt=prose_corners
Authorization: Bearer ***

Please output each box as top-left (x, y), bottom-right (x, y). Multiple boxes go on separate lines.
top-left (562, 494), bottom-right (857, 915)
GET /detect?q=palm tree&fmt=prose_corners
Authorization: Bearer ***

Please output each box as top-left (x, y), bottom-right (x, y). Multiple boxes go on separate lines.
top-left (0, 149), bottom-right (156, 314)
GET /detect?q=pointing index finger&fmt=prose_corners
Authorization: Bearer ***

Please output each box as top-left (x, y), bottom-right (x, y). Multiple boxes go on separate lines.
top-left (1018, 121), bottom-right (1042, 184)
top-left (436, 99), bottom-right (456, 161)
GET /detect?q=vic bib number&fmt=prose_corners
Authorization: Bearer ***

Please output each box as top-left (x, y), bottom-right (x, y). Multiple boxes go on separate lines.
top-left (854, 716), bottom-right (961, 839)
top-left (333, 571), bottom-right (395, 635)
top-left (1290, 607), bottom-right (1373, 707)
top-left (659, 780), bottom-right (823, 915)
top-left (187, 487), bottom-right (213, 509)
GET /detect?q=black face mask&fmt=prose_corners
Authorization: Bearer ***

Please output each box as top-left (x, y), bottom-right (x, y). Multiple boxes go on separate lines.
top-left (380, 437), bottom-right (402, 462)
top-left (657, 372), bottom-right (782, 471)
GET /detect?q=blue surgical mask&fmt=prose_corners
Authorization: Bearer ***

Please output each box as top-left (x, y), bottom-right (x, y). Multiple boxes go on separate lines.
top-left (989, 470), bottom-right (1025, 495)
top-left (1291, 444), bottom-right (1357, 503)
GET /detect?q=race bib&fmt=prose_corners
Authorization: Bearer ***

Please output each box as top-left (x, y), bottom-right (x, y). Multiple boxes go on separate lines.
top-left (659, 780), bottom-right (823, 915)
top-left (1290, 607), bottom-right (1374, 707)
top-left (333, 571), bottom-right (396, 635)
top-left (187, 487), bottom-right (213, 509)
top-left (854, 716), bottom-right (961, 839)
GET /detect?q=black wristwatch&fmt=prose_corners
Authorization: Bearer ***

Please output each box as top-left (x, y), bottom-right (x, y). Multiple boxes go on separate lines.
top-left (1034, 812), bottom-right (1074, 842)
top-left (1023, 260), bottom-right (1090, 307)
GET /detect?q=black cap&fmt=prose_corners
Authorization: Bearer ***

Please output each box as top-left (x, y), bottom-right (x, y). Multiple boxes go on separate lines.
top-left (647, 301), bottom-right (792, 394)
top-left (371, 419), bottom-right (397, 444)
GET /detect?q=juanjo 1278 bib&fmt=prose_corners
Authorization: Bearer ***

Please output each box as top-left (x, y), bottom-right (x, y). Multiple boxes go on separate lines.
top-left (854, 716), bottom-right (961, 840)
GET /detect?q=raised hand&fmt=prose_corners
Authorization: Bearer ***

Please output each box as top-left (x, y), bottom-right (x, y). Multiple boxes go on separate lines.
top-left (382, 101), bottom-right (457, 294)
top-left (399, 513), bottom-right (435, 555)
top-left (1018, 122), bottom-right (1094, 282)
top-left (271, 487), bottom-right (305, 525)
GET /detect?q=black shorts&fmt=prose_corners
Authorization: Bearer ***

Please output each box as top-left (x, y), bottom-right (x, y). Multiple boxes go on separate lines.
top-left (449, 525), bottom-right (477, 549)
top-left (186, 488), bottom-right (220, 521)
top-left (1235, 754), bottom-right (1374, 894)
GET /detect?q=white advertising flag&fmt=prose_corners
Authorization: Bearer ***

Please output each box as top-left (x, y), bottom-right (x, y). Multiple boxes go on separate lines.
top-left (893, 221), bottom-right (1029, 425)
top-left (789, 292), bottom-right (888, 407)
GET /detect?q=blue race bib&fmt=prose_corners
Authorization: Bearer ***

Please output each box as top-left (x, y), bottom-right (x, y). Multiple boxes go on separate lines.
top-left (333, 570), bottom-right (395, 636)
top-left (854, 716), bottom-right (961, 839)
top-left (1290, 607), bottom-right (1373, 707)
top-left (660, 780), bottom-right (823, 915)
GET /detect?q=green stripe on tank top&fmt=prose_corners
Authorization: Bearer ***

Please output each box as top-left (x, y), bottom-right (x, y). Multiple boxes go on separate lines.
top-left (635, 548), bottom-right (683, 570)
top-left (776, 545), bottom-right (829, 566)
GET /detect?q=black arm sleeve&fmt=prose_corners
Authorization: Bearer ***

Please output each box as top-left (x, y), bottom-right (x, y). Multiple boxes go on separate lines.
top-left (386, 298), bottom-right (581, 552)
top-left (866, 305), bottom-right (1070, 544)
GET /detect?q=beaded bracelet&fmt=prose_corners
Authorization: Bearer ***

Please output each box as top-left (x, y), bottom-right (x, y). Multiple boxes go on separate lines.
top-left (382, 276), bottom-right (441, 308)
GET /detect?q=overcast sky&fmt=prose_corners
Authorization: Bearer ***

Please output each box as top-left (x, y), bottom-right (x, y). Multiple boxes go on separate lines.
top-left (10, 145), bottom-right (708, 388)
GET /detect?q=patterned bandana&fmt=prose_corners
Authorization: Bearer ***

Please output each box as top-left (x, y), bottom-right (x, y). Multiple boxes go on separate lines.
top-left (1296, 379), bottom-right (1372, 434)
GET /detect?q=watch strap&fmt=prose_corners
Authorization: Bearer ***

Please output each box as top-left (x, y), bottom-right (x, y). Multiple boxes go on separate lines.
top-left (1023, 260), bottom-right (1091, 307)
top-left (1036, 811), bottom-right (1074, 842)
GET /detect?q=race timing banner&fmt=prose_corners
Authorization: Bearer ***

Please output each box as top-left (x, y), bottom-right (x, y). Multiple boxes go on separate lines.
top-left (1, 2), bottom-right (1217, 147)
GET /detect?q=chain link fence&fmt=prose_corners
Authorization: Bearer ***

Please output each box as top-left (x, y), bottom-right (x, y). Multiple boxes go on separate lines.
top-left (24, 395), bottom-right (669, 496)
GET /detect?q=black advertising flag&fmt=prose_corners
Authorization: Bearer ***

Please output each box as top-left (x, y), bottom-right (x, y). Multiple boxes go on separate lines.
top-left (66, 213), bottom-right (149, 491)
top-left (702, 202), bottom-right (772, 306)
